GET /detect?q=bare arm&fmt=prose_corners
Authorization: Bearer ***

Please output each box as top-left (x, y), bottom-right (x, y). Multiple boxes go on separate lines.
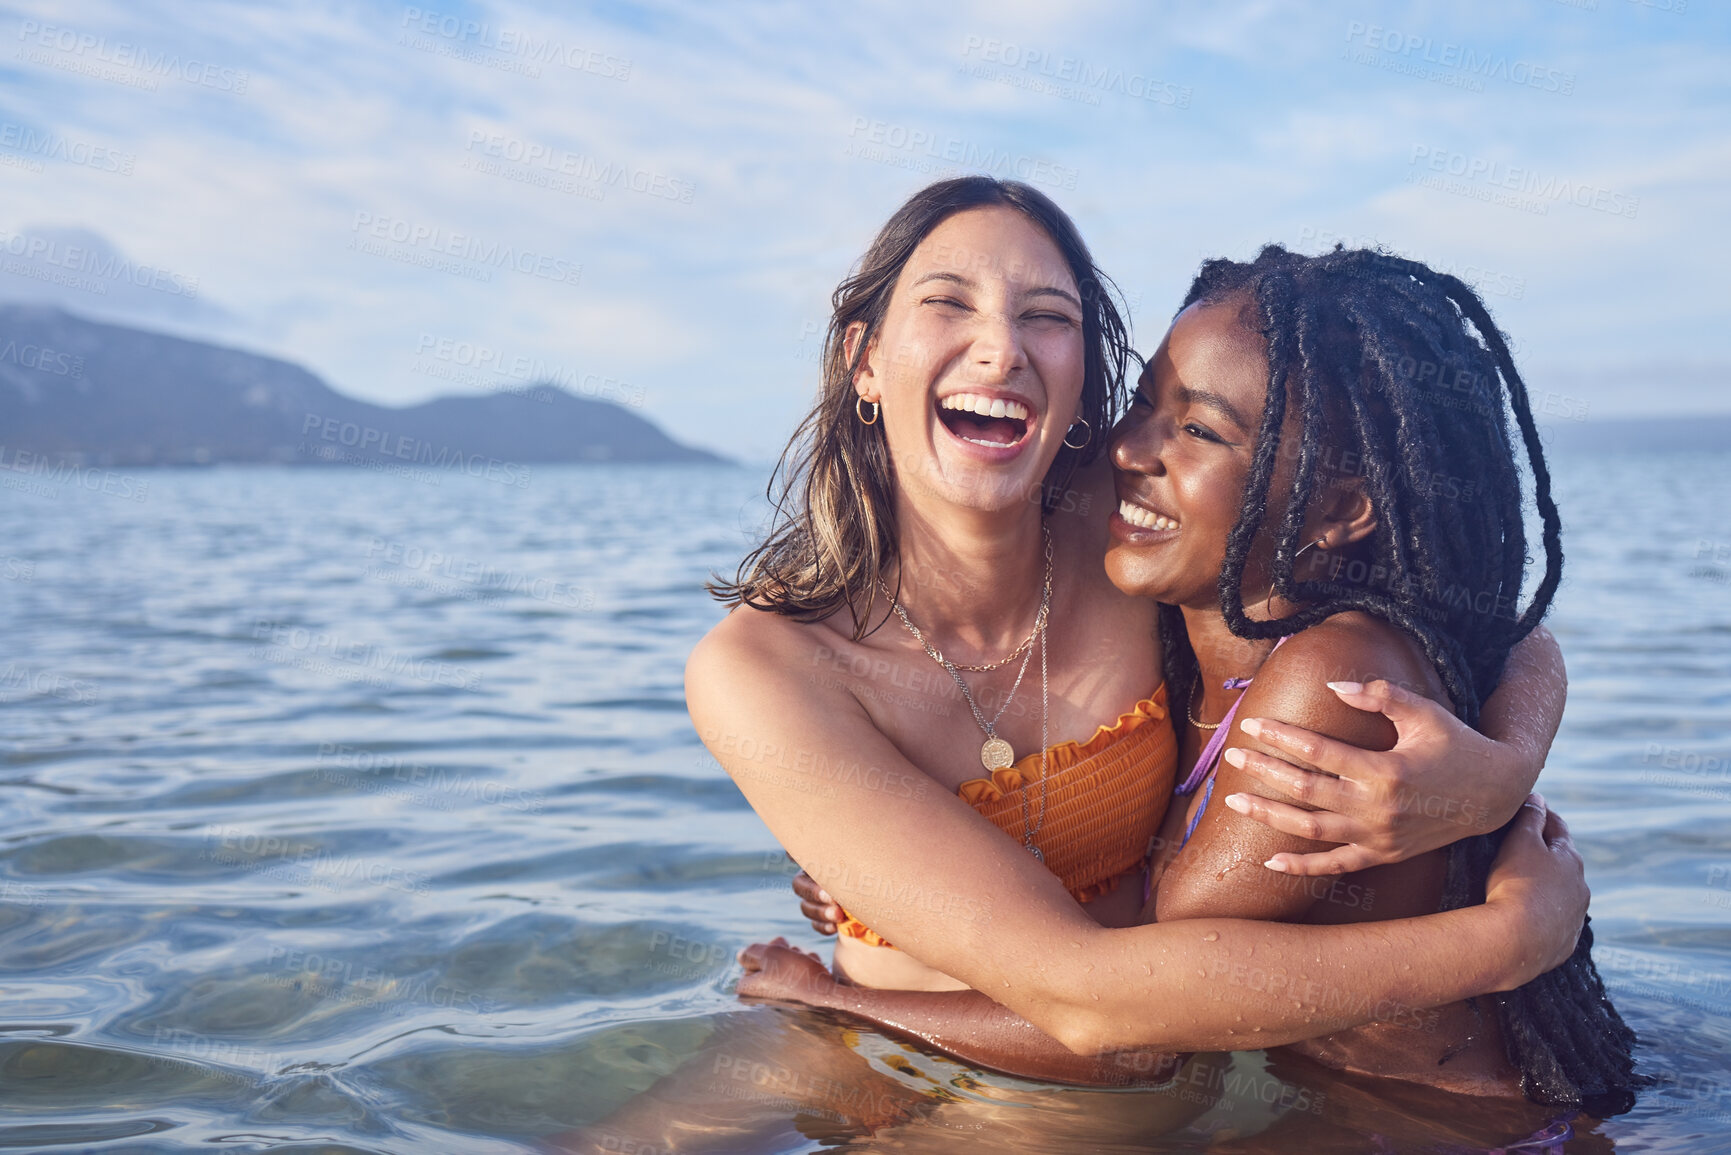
top-left (1157, 617), bottom-right (1433, 924)
top-left (736, 939), bottom-right (1182, 1086)
top-left (691, 613), bottom-right (1586, 1055)
top-left (743, 798), bottom-right (1578, 1060)
top-left (1225, 625), bottom-right (1565, 876)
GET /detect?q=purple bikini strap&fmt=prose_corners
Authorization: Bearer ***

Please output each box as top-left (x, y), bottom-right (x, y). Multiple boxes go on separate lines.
top-left (1176, 637), bottom-right (1289, 796)
top-left (1146, 638), bottom-right (1293, 902)
top-left (1177, 694), bottom-right (1249, 794)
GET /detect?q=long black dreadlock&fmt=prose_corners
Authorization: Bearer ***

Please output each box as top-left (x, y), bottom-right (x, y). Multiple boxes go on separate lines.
top-left (1158, 244), bottom-right (1642, 1117)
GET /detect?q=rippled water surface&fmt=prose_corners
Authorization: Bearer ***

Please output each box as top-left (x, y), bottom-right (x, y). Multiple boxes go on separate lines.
top-left (2, 453), bottom-right (1728, 1153)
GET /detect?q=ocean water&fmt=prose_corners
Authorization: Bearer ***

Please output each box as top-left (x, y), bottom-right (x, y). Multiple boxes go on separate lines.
top-left (0, 452), bottom-right (1727, 1153)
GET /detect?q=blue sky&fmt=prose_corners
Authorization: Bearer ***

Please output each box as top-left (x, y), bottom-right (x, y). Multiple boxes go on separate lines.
top-left (0, 0), bottom-right (1725, 460)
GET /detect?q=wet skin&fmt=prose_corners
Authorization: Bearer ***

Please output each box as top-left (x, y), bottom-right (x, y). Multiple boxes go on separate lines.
top-left (1108, 295), bottom-right (1521, 1096)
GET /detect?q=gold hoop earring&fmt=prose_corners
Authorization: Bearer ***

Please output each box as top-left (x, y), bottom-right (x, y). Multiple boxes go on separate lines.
top-left (1294, 537), bottom-right (1327, 561)
top-left (1062, 417), bottom-right (1091, 449)
top-left (856, 397), bottom-right (880, 425)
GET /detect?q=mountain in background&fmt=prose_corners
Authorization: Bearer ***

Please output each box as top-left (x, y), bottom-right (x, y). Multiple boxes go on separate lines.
top-left (0, 226), bottom-right (242, 340)
top-left (0, 305), bottom-right (725, 467)
top-left (1, 301), bottom-right (1722, 471)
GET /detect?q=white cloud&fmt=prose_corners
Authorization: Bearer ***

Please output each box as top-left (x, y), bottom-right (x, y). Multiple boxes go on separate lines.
top-left (0, 0), bottom-right (1722, 459)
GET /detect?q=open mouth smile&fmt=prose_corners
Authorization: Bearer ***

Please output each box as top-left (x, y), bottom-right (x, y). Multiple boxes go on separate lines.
top-left (1116, 500), bottom-right (1179, 532)
top-left (1110, 490), bottom-right (1182, 540)
top-left (936, 392), bottom-right (1034, 449)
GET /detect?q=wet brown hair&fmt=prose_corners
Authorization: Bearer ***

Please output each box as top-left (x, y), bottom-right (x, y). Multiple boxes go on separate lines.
top-left (711, 176), bottom-right (1131, 637)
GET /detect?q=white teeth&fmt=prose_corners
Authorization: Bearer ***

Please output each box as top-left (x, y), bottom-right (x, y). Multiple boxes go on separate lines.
top-left (939, 393), bottom-right (1031, 422)
top-left (1118, 500), bottom-right (1179, 532)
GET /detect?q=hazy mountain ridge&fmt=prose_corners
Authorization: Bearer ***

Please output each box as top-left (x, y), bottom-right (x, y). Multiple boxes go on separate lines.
top-left (0, 305), bottom-right (725, 467)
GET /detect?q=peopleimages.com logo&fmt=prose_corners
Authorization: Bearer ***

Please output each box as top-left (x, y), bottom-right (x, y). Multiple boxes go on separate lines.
top-left (348, 212), bottom-right (581, 288)
top-left (299, 413), bottom-right (533, 489)
top-left (0, 230), bottom-right (200, 297)
top-left (1406, 145), bottom-right (1639, 219)
top-left (844, 118), bottom-right (1079, 191)
top-left (15, 19), bottom-right (251, 93)
top-left (398, 8), bottom-right (631, 79)
top-left (0, 121), bottom-right (134, 175)
top-left (1343, 22), bottom-right (1575, 95)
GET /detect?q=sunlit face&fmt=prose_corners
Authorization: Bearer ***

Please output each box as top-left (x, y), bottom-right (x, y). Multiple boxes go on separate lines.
top-left (1105, 296), bottom-right (1273, 608)
top-left (853, 206), bottom-right (1086, 512)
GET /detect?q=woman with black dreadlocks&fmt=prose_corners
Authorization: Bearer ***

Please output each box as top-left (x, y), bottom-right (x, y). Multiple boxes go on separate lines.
top-left (740, 245), bottom-right (1639, 1144)
top-left (1132, 246), bottom-right (1640, 1116)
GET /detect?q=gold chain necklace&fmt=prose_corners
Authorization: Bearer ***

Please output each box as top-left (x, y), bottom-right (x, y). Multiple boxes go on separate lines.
top-left (887, 575), bottom-right (1049, 673)
top-left (886, 526), bottom-right (1052, 770)
top-left (1188, 666), bottom-right (1253, 731)
top-left (886, 525), bottom-right (1054, 859)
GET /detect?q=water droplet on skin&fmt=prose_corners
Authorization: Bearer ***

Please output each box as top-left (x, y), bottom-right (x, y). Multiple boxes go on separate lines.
top-left (1202, 931), bottom-right (1219, 942)
top-left (1091, 993), bottom-right (1099, 1001)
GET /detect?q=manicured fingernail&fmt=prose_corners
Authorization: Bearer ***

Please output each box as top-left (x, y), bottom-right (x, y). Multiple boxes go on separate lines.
top-left (1223, 747), bottom-right (1247, 767)
top-left (817, 890), bottom-right (831, 903)
top-left (1239, 717), bottom-right (1263, 737)
top-left (1327, 681), bottom-right (1363, 695)
top-left (1263, 857), bottom-right (1289, 872)
top-left (1224, 793), bottom-right (1250, 814)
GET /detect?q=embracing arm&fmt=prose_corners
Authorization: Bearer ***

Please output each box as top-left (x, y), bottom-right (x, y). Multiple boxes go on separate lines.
top-left (692, 611), bottom-right (1585, 1055)
top-left (737, 940), bottom-right (1182, 1086)
top-left (1226, 625), bottom-right (1565, 875)
top-left (745, 797), bottom-right (1576, 1063)
top-left (1480, 623), bottom-right (1568, 783)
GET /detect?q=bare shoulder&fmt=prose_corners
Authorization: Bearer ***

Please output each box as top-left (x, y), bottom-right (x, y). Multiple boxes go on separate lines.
top-left (1251, 612), bottom-right (1447, 745)
top-left (688, 601), bottom-right (811, 675)
top-left (684, 604), bottom-right (868, 754)
top-left (687, 604), bottom-right (840, 702)
top-left (1155, 613), bottom-right (1447, 923)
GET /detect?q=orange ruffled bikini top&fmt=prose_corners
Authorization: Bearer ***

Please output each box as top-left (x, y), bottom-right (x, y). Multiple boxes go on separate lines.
top-left (833, 684), bottom-right (1177, 950)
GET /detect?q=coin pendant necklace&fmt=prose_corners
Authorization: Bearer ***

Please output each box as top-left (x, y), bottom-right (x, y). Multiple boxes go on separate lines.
top-left (886, 524), bottom-right (1053, 772)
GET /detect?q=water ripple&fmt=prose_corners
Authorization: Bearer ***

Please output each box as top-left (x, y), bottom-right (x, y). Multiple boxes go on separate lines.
top-left (0, 456), bottom-right (1727, 1150)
